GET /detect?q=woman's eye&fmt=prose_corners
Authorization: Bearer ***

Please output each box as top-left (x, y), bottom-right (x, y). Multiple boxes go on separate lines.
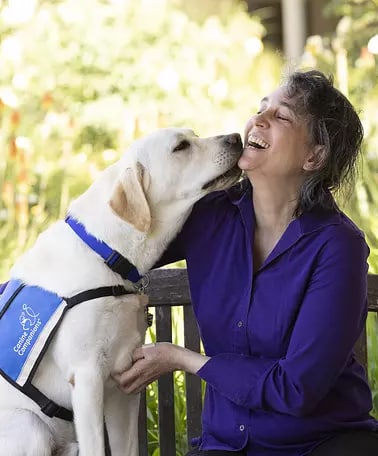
top-left (277, 114), bottom-right (289, 121)
top-left (173, 140), bottom-right (190, 152)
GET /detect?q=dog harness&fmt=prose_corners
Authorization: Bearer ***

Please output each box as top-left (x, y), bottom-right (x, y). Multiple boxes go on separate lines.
top-left (0, 216), bottom-right (152, 423)
top-left (0, 280), bottom-right (135, 421)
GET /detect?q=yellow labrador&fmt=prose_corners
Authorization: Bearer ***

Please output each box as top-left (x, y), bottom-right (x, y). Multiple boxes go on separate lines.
top-left (0, 128), bottom-right (242, 456)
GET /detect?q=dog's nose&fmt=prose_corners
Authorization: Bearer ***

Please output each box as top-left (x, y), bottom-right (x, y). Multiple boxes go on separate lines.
top-left (223, 133), bottom-right (242, 147)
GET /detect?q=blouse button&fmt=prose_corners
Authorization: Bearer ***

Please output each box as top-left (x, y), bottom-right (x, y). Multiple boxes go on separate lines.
top-left (239, 424), bottom-right (245, 431)
top-left (237, 320), bottom-right (243, 328)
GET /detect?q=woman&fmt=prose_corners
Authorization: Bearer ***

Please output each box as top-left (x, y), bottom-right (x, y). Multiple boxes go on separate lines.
top-left (120, 70), bottom-right (378, 455)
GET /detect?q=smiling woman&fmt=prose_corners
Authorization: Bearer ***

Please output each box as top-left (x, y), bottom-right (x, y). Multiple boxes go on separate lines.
top-left (240, 70), bottom-right (363, 218)
top-left (119, 69), bottom-right (378, 456)
top-left (240, 86), bottom-right (321, 205)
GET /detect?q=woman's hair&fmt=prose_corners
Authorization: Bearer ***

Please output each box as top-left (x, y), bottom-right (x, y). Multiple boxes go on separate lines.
top-left (285, 69), bottom-right (363, 216)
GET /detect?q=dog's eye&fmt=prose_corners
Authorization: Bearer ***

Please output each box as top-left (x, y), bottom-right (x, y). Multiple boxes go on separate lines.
top-left (173, 140), bottom-right (190, 152)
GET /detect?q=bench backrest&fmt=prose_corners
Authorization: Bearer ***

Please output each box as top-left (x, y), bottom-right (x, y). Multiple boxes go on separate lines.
top-left (138, 269), bottom-right (378, 456)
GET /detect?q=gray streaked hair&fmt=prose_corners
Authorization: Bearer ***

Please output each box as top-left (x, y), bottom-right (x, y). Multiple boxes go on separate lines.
top-left (284, 70), bottom-right (363, 216)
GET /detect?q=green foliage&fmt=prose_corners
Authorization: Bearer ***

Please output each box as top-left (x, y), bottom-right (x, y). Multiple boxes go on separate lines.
top-left (0, 0), bottom-right (282, 282)
top-left (324, 0), bottom-right (378, 60)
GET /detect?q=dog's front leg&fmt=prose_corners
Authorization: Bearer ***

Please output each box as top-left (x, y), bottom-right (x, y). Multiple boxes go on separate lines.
top-left (104, 387), bottom-right (141, 456)
top-left (71, 365), bottom-right (106, 456)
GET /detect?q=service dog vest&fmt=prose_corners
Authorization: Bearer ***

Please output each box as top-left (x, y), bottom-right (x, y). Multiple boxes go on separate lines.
top-left (0, 279), bottom-right (135, 421)
top-left (0, 216), bottom-right (150, 426)
top-left (0, 280), bottom-right (65, 386)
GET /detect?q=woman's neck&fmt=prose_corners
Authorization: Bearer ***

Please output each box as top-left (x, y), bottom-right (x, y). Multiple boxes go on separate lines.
top-left (250, 178), bottom-right (299, 230)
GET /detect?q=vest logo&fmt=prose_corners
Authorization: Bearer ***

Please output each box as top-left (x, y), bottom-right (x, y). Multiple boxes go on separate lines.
top-left (19, 303), bottom-right (40, 331)
top-left (13, 303), bottom-right (42, 356)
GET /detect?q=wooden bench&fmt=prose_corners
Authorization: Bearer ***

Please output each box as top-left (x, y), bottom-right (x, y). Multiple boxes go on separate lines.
top-left (138, 269), bottom-right (378, 456)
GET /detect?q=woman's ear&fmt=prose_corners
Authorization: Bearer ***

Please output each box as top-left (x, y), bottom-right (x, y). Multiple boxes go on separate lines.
top-left (303, 145), bottom-right (326, 172)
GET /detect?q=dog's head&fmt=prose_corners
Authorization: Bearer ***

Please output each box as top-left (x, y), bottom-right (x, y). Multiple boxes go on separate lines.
top-left (109, 128), bottom-right (243, 232)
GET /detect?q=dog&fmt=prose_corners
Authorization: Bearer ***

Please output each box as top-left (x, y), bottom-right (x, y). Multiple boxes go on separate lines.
top-left (0, 128), bottom-right (242, 456)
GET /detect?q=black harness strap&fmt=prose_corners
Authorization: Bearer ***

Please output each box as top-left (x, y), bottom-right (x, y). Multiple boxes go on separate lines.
top-left (23, 382), bottom-right (74, 421)
top-left (65, 285), bottom-right (132, 308)
top-left (0, 283), bottom-right (25, 319)
top-left (104, 252), bottom-right (139, 281)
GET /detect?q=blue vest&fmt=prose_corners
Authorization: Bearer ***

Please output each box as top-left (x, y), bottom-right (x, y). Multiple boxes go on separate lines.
top-left (0, 280), bottom-right (65, 386)
top-left (0, 279), bottom-right (134, 421)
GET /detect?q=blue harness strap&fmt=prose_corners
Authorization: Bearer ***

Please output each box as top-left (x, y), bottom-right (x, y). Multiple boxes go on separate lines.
top-left (65, 216), bottom-right (142, 283)
top-left (0, 280), bottom-right (133, 422)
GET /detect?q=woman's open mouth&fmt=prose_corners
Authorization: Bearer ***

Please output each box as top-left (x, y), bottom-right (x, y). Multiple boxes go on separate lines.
top-left (246, 134), bottom-right (270, 150)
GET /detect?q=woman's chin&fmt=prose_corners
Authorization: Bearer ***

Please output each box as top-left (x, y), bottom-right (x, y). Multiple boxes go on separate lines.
top-left (237, 156), bottom-right (253, 170)
top-left (239, 146), bottom-right (266, 169)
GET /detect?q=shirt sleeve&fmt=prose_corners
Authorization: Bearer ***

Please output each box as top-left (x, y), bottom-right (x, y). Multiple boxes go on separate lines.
top-left (197, 228), bottom-right (370, 417)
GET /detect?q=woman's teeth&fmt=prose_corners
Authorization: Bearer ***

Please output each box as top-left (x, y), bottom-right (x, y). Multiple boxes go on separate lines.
top-left (247, 135), bottom-right (269, 149)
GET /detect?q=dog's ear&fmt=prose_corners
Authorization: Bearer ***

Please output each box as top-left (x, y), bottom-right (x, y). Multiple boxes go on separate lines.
top-left (109, 162), bottom-right (151, 232)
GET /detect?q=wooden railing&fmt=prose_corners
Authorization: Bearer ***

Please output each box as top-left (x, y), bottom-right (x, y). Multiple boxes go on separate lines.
top-left (138, 269), bottom-right (378, 456)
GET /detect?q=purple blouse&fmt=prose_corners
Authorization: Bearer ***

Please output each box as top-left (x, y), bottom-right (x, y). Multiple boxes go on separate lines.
top-left (159, 181), bottom-right (378, 455)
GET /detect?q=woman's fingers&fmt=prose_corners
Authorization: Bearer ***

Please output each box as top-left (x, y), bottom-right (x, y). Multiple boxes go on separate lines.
top-left (117, 343), bottom-right (200, 394)
top-left (121, 343), bottom-right (172, 392)
top-left (120, 362), bottom-right (143, 391)
top-left (131, 346), bottom-right (146, 362)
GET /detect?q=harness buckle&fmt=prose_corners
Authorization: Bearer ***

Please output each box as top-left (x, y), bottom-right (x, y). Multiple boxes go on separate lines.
top-left (135, 274), bottom-right (150, 295)
top-left (105, 252), bottom-right (142, 283)
top-left (104, 251), bottom-right (119, 267)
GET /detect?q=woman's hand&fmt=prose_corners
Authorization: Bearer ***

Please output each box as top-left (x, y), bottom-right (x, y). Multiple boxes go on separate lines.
top-left (117, 342), bottom-right (209, 394)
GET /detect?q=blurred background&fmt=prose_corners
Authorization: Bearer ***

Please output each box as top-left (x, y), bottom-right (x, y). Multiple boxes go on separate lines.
top-left (0, 0), bottom-right (377, 453)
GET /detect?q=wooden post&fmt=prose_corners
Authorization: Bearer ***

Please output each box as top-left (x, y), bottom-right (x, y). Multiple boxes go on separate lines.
top-left (281, 0), bottom-right (307, 63)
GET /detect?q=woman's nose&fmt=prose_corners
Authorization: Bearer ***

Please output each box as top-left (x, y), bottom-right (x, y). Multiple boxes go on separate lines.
top-left (245, 112), bottom-right (268, 136)
top-left (254, 112), bottom-right (268, 127)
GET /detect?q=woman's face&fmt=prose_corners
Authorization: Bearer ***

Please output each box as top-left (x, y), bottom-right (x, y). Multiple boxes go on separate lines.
top-left (239, 85), bottom-right (317, 183)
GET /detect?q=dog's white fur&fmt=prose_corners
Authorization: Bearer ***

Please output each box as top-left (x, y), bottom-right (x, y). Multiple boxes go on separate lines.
top-left (0, 128), bottom-right (242, 456)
